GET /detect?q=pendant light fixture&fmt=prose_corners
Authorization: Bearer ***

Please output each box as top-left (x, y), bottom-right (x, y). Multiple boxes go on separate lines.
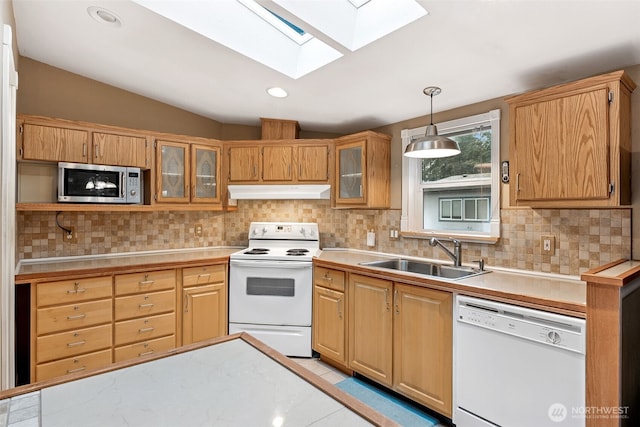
top-left (404, 86), bottom-right (461, 158)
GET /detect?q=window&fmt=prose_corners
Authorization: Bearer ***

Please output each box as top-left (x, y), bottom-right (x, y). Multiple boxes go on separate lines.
top-left (401, 109), bottom-right (501, 243)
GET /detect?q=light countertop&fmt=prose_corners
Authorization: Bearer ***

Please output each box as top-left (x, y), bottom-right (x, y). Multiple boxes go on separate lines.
top-left (0, 335), bottom-right (397, 426)
top-left (15, 247), bottom-right (241, 283)
top-left (316, 249), bottom-right (586, 316)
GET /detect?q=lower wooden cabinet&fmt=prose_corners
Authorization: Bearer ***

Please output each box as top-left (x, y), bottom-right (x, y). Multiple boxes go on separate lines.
top-left (181, 265), bottom-right (228, 345)
top-left (326, 271), bottom-right (453, 418)
top-left (312, 267), bottom-right (347, 366)
top-left (36, 349), bottom-right (112, 381)
top-left (33, 276), bottom-right (114, 382)
top-left (114, 335), bottom-right (176, 362)
top-left (393, 283), bottom-right (453, 418)
top-left (30, 262), bottom-right (229, 384)
top-left (114, 269), bottom-right (177, 358)
top-left (348, 274), bottom-right (394, 386)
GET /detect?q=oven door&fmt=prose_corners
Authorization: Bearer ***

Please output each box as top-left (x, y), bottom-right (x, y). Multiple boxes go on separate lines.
top-left (229, 259), bottom-right (312, 326)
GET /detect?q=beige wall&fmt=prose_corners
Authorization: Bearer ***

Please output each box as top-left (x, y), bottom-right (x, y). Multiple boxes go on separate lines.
top-left (17, 57), bottom-right (227, 139)
top-left (17, 57), bottom-right (340, 141)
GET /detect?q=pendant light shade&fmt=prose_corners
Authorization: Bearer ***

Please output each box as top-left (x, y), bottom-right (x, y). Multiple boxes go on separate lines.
top-left (404, 87), bottom-right (461, 158)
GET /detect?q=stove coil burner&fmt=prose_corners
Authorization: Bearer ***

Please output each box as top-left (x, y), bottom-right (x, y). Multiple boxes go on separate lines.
top-left (244, 248), bottom-right (270, 255)
top-left (286, 248), bottom-right (310, 256)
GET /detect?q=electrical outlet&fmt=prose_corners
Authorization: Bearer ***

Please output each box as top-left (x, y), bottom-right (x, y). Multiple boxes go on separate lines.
top-left (64, 226), bottom-right (77, 243)
top-left (541, 235), bottom-right (555, 254)
top-left (194, 223), bottom-right (203, 237)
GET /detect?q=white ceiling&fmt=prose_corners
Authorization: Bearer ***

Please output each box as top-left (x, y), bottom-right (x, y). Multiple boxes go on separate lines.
top-left (12, 0), bottom-right (640, 134)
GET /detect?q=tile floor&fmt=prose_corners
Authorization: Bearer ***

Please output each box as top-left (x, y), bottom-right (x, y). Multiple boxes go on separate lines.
top-left (291, 356), bottom-right (351, 385)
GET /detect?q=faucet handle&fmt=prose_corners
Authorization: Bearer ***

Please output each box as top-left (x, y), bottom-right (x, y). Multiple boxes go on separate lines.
top-left (473, 259), bottom-right (485, 271)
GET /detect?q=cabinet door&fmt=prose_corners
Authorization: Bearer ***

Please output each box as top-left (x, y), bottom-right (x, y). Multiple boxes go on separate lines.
top-left (513, 88), bottom-right (610, 202)
top-left (22, 123), bottom-right (89, 163)
top-left (191, 144), bottom-right (221, 203)
top-left (312, 285), bottom-right (346, 365)
top-left (298, 145), bottom-right (329, 182)
top-left (393, 284), bottom-right (452, 417)
top-left (262, 145), bottom-right (293, 181)
top-left (93, 132), bottom-right (149, 168)
top-left (336, 141), bottom-right (366, 204)
top-left (182, 283), bottom-right (227, 345)
top-left (348, 274), bottom-right (393, 386)
top-left (156, 140), bottom-right (189, 203)
top-left (228, 146), bottom-right (260, 182)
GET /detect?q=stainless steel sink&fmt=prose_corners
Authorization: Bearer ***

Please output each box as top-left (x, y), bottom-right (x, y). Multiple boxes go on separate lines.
top-left (359, 258), bottom-right (487, 279)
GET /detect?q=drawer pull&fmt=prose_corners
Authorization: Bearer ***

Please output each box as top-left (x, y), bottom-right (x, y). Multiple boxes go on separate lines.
top-left (139, 303), bottom-right (155, 308)
top-left (139, 327), bottom-right (155, 333)
top-left (66, 314), bottom-right (87, 320)
top-left (138, 350), bottom-right (154, 356)
top-left (323, 272), bottom-right (333, 281)
top-left (139, 274), bottom-right (155, 286)
top-left (67, 340), bottom-right (86, 348)
top-left (67, 367), bottom-right (86, 374)
top-left (197, 273), bottom-right (211, 278)
top-left (66, 287), bottom-right (86, 294)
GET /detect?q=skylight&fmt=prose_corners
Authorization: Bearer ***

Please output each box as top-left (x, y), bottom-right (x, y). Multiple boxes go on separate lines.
top-left (274, 0), bottom-right (427, 51)
top-left (132, 0), bottom-right (426, 79)
top-left (238, 0), bottom-right (312, 46)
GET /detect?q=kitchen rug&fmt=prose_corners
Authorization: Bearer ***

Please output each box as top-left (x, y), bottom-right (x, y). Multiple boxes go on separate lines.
top-left (335, 377), bottom-right (440, 427)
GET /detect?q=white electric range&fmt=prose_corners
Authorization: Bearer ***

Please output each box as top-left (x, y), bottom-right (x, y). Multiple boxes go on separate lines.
top-left (228, 222), bottom-right (320, 357)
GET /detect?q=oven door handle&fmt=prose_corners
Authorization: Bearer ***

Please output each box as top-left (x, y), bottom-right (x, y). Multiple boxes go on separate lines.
top-left (230, 259), bottom-right (312, 269)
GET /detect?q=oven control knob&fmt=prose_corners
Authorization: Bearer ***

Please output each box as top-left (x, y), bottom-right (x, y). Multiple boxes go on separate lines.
top-left (262, 227), bottom-right (268, 234)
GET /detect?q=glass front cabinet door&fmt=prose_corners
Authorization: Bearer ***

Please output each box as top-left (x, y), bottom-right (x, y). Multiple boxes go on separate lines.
top-left (336, 140), bottom-right (366, 204)
top-left (191, 144), bottom-right (221, 203)
top-left (156, 140), bottom-right (189, 203)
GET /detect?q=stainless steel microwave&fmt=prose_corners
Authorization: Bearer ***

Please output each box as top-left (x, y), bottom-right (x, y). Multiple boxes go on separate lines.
top-left (58, 162), bottom-right (142, 204)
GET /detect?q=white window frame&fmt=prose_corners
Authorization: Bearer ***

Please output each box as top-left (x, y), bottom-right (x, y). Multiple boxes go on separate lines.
top-left (400, 109), bottom-right (501, 243)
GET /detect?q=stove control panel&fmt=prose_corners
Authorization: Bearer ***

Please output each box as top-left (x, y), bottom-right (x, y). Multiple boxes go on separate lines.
top-left (248, 222), bottom-right (319, 241)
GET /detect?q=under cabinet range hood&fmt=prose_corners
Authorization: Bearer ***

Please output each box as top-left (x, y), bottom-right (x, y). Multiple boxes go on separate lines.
top-left (227, 185), bottom-right (331, 200)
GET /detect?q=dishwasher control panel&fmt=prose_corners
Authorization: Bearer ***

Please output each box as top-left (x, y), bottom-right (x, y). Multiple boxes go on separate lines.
top-left (457, 295), bottom-right (586, 354)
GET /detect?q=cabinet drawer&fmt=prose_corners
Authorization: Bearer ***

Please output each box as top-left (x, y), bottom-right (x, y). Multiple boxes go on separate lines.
top-left (115, 270), bottom-right (176, 296)
top-left (37, 299), bottom-right (112, 335)
top-left (314, 267), bottom-right (345, 292)
top-left (36, 324), bottom-right (112, 364)
top-left (114, 312), bottom-right (175, 346)
top-left (36, 276), bottom-right (113, 307)
top-left (36, 349), bottom-right (112, 382)
top-left (114, 290), bottom-right (175, 321)
top-left (114, 335), bottom-right (176, 362)
top-left (183, 264), bottom-right (226, 287)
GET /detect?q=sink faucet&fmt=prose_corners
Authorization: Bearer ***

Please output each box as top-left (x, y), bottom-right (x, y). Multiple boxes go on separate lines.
top-left (429, 237), bottom-right (461, 267)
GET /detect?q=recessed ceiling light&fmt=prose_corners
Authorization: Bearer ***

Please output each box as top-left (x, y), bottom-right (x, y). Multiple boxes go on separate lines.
top-left (87, 6), bottom-right (123, 27)
top-left (267, 87), bottom-right (288, 98)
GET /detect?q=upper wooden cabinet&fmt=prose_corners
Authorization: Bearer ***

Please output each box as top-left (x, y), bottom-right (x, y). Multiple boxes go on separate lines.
top-left (506, 70), bottom-right (636, 207)
top-left (18, 115), bottom-right (151, 169)
top-left (334, 131), bottom-right (390, 208)
top-left (260, 118), bottom-right (300, 140)
top-left (155, 138), bottom-right (222, 205)
top-left (227, 140), bottom-right (331, 184)
top-left (92, 132), bottom-right (149, 169)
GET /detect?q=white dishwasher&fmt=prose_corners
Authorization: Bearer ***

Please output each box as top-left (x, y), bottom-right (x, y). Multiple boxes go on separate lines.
top-left (454, 295), bottom-right (585, 427)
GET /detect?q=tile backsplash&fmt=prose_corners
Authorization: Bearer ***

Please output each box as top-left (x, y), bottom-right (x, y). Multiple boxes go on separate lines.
top-left (17, 201), bottom-right (631, 276)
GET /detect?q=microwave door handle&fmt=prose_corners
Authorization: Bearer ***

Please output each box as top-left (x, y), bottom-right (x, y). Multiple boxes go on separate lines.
top-left (121, 172), bottom-right (125, 199)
